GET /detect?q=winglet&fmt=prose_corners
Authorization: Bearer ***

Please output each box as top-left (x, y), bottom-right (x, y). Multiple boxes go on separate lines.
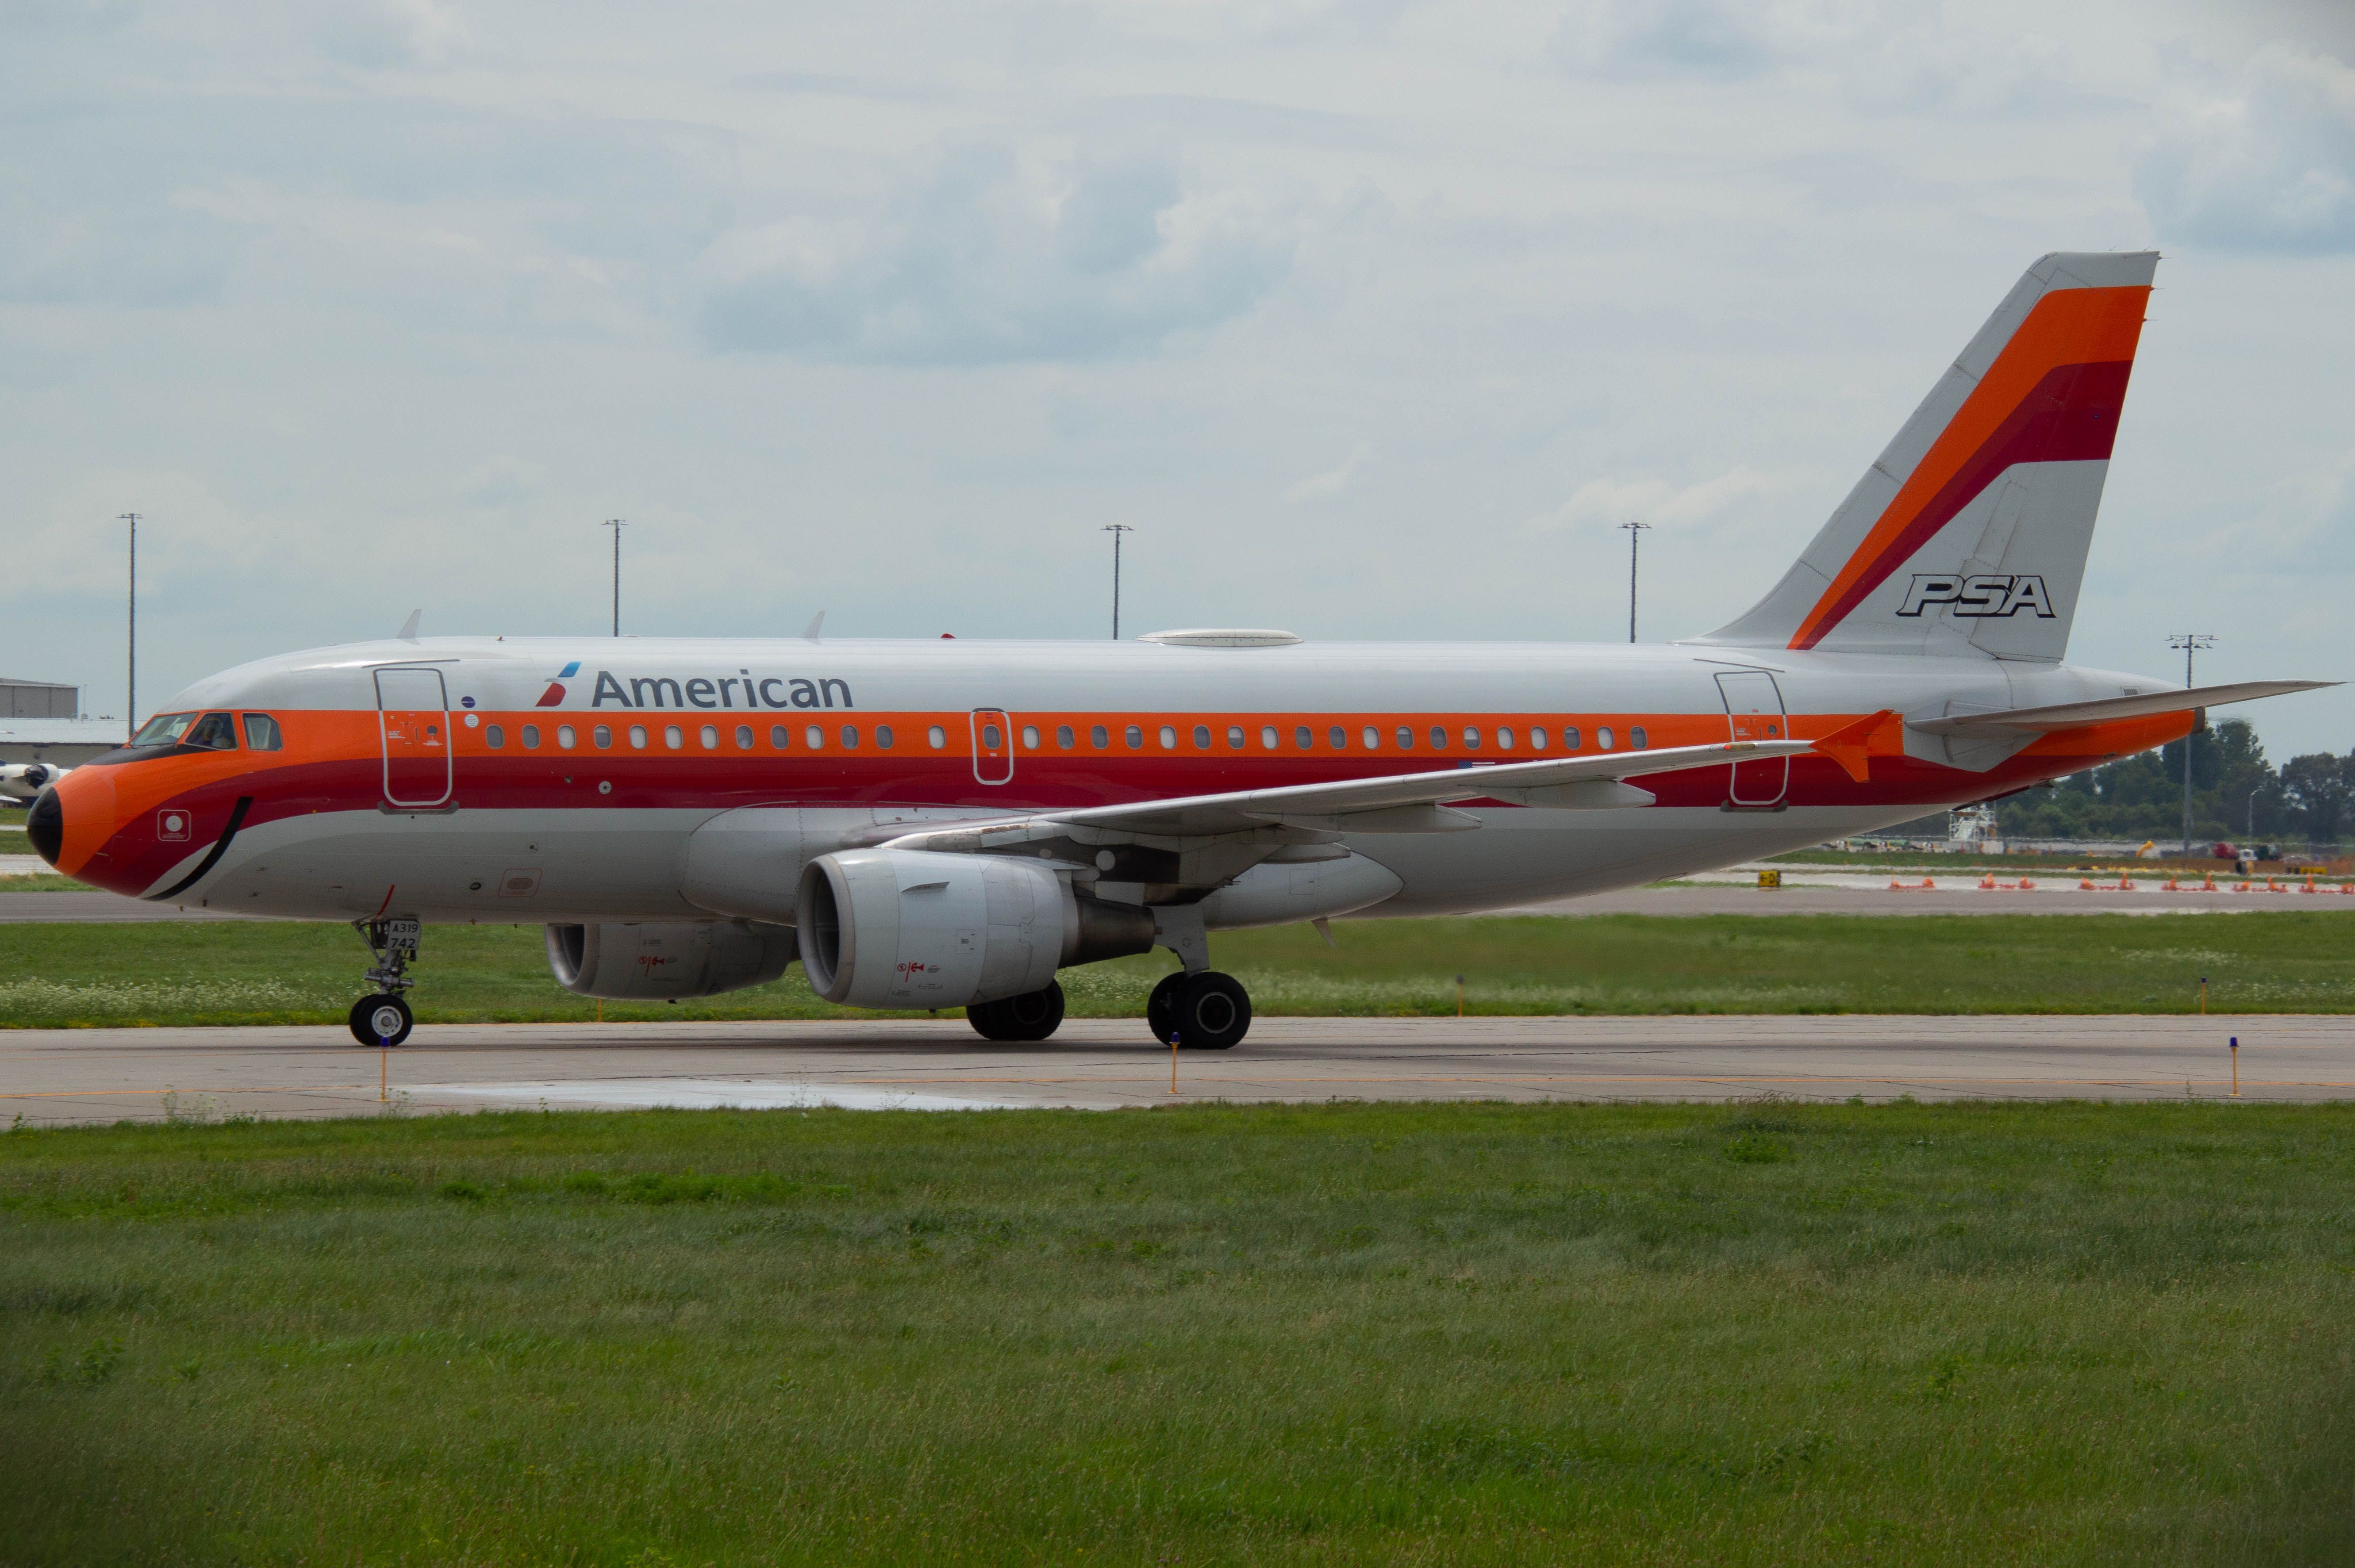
top-left (1813, 709), bottom-right (1902, 784)
top-left (397, 609), bottom-right (421, 642)
top-left (803, 610), bottom-right (825, 642)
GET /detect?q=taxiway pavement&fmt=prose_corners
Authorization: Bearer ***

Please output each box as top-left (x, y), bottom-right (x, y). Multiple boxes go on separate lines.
top-left (3, 1014), bottom-right (2342, 1125)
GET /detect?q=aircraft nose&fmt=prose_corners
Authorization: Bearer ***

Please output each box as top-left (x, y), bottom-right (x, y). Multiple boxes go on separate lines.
top-left (27, 786), bottom-right (63, 867)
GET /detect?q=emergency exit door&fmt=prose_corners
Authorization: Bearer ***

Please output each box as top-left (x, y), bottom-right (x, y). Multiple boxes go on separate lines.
top-left (1715, 670), bottom-right (1788, 807)
top-left (970, 709), bottom-right (1014, 786)
top-left (376, 667), bottom-right (452, 807)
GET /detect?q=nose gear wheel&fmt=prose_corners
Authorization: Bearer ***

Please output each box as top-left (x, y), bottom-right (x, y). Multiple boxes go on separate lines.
top-left (350, 993), bottom-right (414, 1047)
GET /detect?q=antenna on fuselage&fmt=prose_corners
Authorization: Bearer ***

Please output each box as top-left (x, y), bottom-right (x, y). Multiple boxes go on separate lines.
top-left (397, 609), bottom-right (422, 642)
top-left (803, 610), bottom-right (825, 643)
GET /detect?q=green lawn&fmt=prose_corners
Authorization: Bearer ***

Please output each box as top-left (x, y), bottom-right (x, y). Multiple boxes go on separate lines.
top-left (1, 912), bottom-right (2350, 1028)
top-left (5, 1101), bottom-right (2352, 1564)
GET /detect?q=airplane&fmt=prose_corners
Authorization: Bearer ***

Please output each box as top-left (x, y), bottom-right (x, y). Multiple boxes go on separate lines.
top-left (25, 251), bottom-right (2333, 1050)
top-left (0, 761), bottom-right (71, 804)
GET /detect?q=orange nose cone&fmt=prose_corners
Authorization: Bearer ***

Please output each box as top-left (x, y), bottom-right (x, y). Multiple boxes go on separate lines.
top-left (27, 787), bottom-right (62, 866)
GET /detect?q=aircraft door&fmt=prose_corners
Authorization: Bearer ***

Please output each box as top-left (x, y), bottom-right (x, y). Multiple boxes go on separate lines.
top-left (376, 667), bottom-right (453, 807)
top-left (1715, 670), bottom-right (1788, 807)
top-left (970, 709), bottom-right (1014, 786)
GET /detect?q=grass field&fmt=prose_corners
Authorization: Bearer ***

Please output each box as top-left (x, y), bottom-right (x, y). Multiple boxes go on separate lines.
top-left (7, 1100), bottom-right (2354, 1564)
top-left (1, 911), bottom-right (2349, 1028)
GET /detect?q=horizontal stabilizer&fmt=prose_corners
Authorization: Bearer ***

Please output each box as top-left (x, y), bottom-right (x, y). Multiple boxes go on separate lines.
top-left (1908, 681), bottom-right (2337, 735)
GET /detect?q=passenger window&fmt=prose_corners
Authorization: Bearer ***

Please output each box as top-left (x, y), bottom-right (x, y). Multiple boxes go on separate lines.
top-left (1227, 726), bottom-right (1245, 750)
top-left (1463, 727), bottom-right (1481, 750)
top-left (522, 725), bottom-right (542, 750)
top-left (1429, 727), bottom-right (1448, 750)
top-left (928, 726), bottom-right (946, 749)
top-left (487, 725), bottom-right (506, 749)
top-left (1193, 725), bottom-right (1211, 749)
top-left (1395, 727), bottom-right (1413, 749)
top-left (1362, 727), bottom-right (1379, 749)
top-left (1091, 725), bottom-right (1109, 749)
top-left (1328, 726), bottom-right (1346, 748)
top-left (1631, 726), bottom-right (1648, 749)
top-left (594, 725), bottom-right (613, 749)
top-left (630, 725), bottom-right (649, 749)
top-left (1497, 727), bottom-right (1515, 750)
top-left (841, 726), bottom-right (859, 748)
top-left (770, 726), bottom-right (789, 748)
top-left (1530, 726), bottom-right (1548, 750)
top-left (982, 724), bottom-right (1001, 748)
top-left (242, 713), bottom-right (283, 751)
top-left (1057, 725), bottom-right (1075, 749)
top-left (1597, 726), bottom-right (1615, 751)
top-left (876, 726), bottom-right (895, 748)
top-left (1563, 726), bottom-right (1581, 751)
top-left (1022, 725), bottom-right (1040, 749)
top-left (664, 725), bottom-right (683, 750)
top-left (1159, 725), bottom-right (1177, 749)
top-left (1261, 726), bottom-right (1278, 749)
top-left (1294, 726), bottom-right (1311, 749)
top-left (700, 725), bottom-right (719, 750)
top-left (807, 726), bottom-right (825, 749)
top-left (1125, 725), bottom-right (1143, 750)
top-left (735, 725), bottom-right (753, 749)
top-left (186, 713), bottom-right (238, 751)
top-left (558, 725), bottom-right (577, 749)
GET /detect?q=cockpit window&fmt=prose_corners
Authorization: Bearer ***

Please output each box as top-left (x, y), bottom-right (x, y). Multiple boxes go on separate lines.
top-left (243, 714), bottom-right (283, 751)
top-left (184, 713), bottom-right (239, 751)
top-left (131, 713), bottom-right (199, 747)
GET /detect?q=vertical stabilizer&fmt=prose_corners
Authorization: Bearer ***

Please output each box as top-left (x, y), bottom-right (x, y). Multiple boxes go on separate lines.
top-left (1692, 251), bottom-right (2155, 661)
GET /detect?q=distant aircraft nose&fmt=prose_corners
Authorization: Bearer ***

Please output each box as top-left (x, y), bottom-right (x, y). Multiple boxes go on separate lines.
top-left (27, 786), bottom-right (62, 866)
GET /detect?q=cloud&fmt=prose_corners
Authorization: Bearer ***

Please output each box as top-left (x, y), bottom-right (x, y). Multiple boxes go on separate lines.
top-left (1522, 467), bottom-right (1812, 535)
top-left (2138, 46), bottom-right (2355, 253)
top-left (693, 143), bottom-right (1296, 364)
top-left (1286, 442), bottom-right (1370, 502)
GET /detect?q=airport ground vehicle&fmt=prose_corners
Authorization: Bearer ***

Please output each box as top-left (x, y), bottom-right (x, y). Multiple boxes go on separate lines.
top-left (28, 252), bottom-right (2328, 1047)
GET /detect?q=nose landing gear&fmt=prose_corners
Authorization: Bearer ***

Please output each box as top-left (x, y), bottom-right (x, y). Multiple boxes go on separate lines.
top-left (348, 918), bottom-right (420, 1047)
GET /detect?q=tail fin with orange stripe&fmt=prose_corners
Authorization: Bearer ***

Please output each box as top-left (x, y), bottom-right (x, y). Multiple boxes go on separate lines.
top-left (1694, 251), bottom-right (2156, 662)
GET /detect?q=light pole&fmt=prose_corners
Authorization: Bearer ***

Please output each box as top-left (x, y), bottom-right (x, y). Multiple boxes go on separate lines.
top-left (603, 519), bottom-right (626, 636)
top-left (2166, 633), bottom-right (2215, 856)
top-left (1102, 524), bottom-right (1133, 640)
top-left (119, 513), bottom-right (140, 740)
top-left (1620, 520), bottom-right (1651, 643)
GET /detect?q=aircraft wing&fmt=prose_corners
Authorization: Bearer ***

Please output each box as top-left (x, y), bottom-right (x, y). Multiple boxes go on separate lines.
top-left (880, 736), bottom-right (1818, 847)
top-left (1907, 681), bottom-right (2337, 736)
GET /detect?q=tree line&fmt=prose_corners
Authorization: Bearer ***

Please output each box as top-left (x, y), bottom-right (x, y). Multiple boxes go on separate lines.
top-left (1993, 718), bottom-right (2355, 847)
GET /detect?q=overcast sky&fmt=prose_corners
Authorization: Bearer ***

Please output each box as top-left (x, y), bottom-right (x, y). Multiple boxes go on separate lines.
top-left (7, 0), bottom-right (2355, 755)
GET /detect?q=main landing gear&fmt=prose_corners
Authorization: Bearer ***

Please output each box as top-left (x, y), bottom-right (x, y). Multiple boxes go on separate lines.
top-left (967, 981), bottom-right (1066, 1043)
top-left (1147, 971), bottom-right (1252, 1051)
top-left (348, 918), bottom-right (420, 1047)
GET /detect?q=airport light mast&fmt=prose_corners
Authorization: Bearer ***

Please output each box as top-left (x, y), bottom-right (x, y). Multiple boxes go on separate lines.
top-left (1102, 524), bottom-right (1133, 640)
top-left (2166, 632), bottom-right (2215, 856)
top-left (1620, 520), bottom-right (1651, 643)
top-left (119, 512), bottom-right (140, 741)
top-left (603, 519), bottom-right (626, 636)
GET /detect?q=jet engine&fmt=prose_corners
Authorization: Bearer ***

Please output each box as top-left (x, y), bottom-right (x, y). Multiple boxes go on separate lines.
top-left (544, 920), bottom-right (797, 1000)
top-left (797, 848), bottom-right (1155, 1009)
top-left (0, 762), bottom-right (65, 803)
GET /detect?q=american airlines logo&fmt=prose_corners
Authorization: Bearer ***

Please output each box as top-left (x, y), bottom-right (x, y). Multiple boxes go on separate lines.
top-left (573, 669), bottom-right (854, 710)
top-left (1896, 574), bottom-right (2055, 619)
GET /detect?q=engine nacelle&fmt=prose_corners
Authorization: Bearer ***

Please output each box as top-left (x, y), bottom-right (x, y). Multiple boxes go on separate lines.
top-left (798, 849), bottom-right (1155, 1010)
top-left (544, 920), bottom-right (797, 1001)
